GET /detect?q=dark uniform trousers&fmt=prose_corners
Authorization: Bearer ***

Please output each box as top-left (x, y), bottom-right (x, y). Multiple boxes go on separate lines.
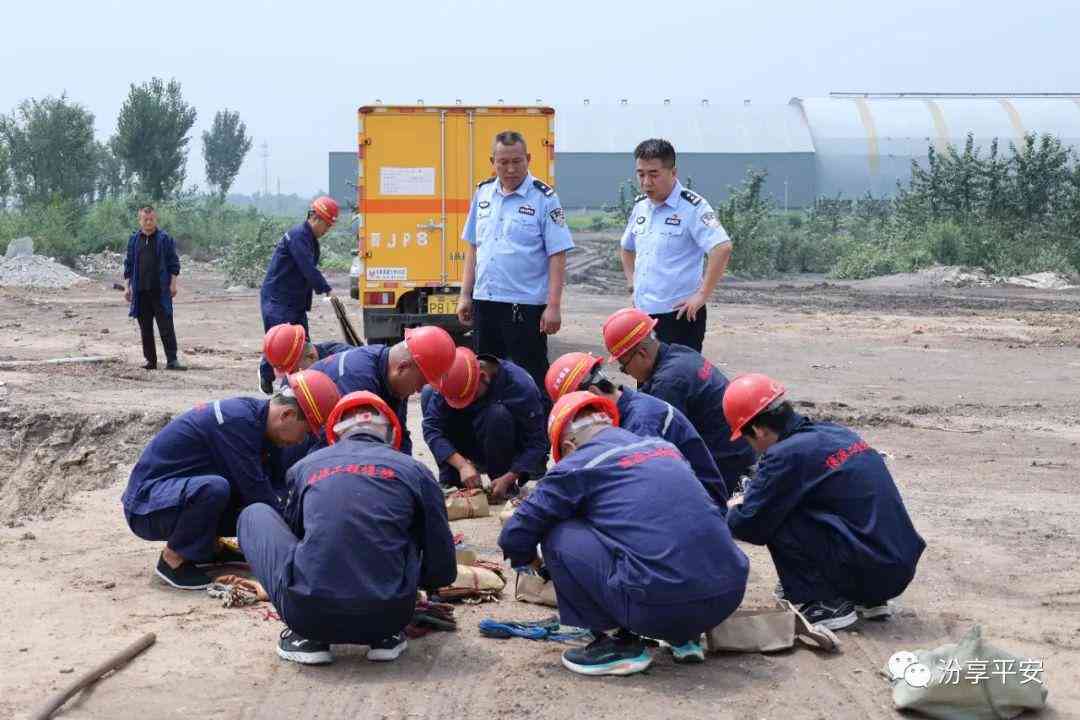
top-left (436, 401), bottom-right (541, 488)
top-left (650, 306), bottom-right (707, 353)
top-left (138, 289), bottom-right (179, 366)
top-left (124, 474), bottom-right (237, 562)
top-left (472, 300), bottom-right (550, 411)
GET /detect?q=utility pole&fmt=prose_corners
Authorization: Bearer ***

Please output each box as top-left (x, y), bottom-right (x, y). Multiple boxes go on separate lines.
top-left (260, 141), bottom-right (270, 199)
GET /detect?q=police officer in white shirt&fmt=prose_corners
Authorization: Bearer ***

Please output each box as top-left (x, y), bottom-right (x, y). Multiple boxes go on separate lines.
top-left (458, 131), bottom-right (575, 408)
top-left (620, 139), bottom-right (733, 352)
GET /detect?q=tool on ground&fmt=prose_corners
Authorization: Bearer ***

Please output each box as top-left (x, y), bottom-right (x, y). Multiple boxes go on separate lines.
top-left (329, 295), bottom-right (364, 346)
top-left (31, 632), bottom-right (156, 720)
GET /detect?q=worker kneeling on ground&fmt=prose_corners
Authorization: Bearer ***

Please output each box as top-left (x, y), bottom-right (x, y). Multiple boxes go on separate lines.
top-left (238, 391), bottom-right (456, 666)
top-left (602, 307), bottom-right (756, 496)
top-left (724, 374), bottom-right (926, 630)
top-left (308, 325), bottom-right (457, 456)
top-left (422, 347), bottom-right (548, 501)
top-left (259, 323), bottom-right (353, 395)
top-left (499, 391), bottom-right (749, 676)
top-left (121, 370), bottom-right (341, 590)
top-left (546, 351), bottom-right (728, 508)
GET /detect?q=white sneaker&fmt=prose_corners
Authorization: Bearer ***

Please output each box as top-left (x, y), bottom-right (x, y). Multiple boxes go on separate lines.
top-left (855, 601), bottom-right (894, 619)
top-left (366, 633), bottom-right (407, 662)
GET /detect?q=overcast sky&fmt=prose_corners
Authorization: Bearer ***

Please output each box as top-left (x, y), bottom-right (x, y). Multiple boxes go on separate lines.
top-left (4, 0), bottom-right (1078, 195)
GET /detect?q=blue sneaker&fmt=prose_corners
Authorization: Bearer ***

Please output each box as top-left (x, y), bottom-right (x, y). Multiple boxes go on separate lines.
top-left (670, 639), bottom-right (705, 664)
top-left (561, 632), bottom-right (652, 676)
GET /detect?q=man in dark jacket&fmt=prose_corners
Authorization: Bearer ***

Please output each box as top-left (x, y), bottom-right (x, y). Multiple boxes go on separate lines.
top-left (545, 351), bottom-right (728, 508)
top-left (123, 205), bottom-right (185, 370)
top-left (238, 391), bottom-right (456, 665)
top-left (500, 391), bottom-right (748, 676)
top-left (421, 347), bottom-right (547, 501)
top-left (723, 374), bottom-right (926, 630)
top-left (602, 307), bottom-right (755, 495)
top-left (258, 196), bottom-right (339, 385)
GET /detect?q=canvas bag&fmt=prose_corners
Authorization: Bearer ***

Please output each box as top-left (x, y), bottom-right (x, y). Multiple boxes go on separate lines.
top-left (437, 561), bottom-right (506, 603)
top-left (514, 572), bottom-right (559, 608)
top-left (705, 600), bottom-right (840, 654)
top-left (888, 625), bottom-right (1048, 720)
top-left (446, 489), bottom-right (490, 520)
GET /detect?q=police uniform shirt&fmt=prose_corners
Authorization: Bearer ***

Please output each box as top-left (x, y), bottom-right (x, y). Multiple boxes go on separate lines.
top-left (620, 180), bottom-right (731, 315)
top-left (462, 173), bottom-right (574, 305)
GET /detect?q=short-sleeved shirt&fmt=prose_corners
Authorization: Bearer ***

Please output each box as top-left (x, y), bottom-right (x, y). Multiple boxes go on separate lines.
top-left (620, 180), bottom-right (731, 314)
top-left (462, 173), bottom-right (574, 305)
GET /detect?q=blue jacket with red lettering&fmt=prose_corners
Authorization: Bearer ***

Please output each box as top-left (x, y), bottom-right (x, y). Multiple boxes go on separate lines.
top-left (308, 345), bottom-right (412, 455)
top-left (421, 358), bottom-right (548, 476)
top-left (616, 387), bottom-right (728, 508)
top-left (259, 221), bottom-right (332, 316)
top-left (727, 413), bottom-right (925, 575)
top-left (278, 434), bottom-right (456, 640)
top-left (122, 398), bottom-right (279, 515)
top-left (499, 426), bottom-right (749, 603)
top-left (639, 343), bottom-right (756, 490)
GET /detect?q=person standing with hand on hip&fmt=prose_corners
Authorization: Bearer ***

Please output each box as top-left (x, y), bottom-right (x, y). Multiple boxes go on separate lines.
top-left (123, 205), bottom-right (185, 371)
top-left (620, 138), bottom-right (733, 352)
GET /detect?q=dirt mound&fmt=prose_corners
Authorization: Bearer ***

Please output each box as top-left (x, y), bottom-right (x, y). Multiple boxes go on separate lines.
top-left (0, 254), bottom-right (89, 289)
top-left (0, 407), bottom-right (171, 522)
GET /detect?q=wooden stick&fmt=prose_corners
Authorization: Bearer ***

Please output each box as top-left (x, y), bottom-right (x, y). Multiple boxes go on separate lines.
top-left (0, 356), bottom-right (113, 369)
top-left (31, 632), bottom-right (156, 720)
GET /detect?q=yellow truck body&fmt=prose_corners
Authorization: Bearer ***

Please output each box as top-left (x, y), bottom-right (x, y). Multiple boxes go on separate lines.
top-left (354, 105), bottom-right (556, 343)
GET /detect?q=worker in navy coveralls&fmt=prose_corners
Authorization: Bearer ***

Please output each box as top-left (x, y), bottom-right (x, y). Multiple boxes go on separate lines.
top-left (724, 374), bottom-right (925, 630)
top-left (545, 351), bottom-right (728, 508)
top-left (421, 347), bottom-right (547, 501)
top-left (259, 322), bottom-right (353, 395)
top-left (121, 370), bottom-right (341, 591)
top-left (603, 307), bottom-right (755, 495)
top-left (457, 130), bottom-right (574, 410)
top-left (619, 138), bottom-right (734, 352)
top-left (499, 391), bottom-right (748, 676)
top-left (258, 196), bottom-right (340, 393)
top-left (238, 391), bottom-right (456, 666)
top-left (123, 205), bottom-right (185, 370)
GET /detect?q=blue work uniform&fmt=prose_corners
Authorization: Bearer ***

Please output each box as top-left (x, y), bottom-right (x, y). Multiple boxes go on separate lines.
top-left (124, 228), bottom-right (181, 320)
top-left (122, 398), bottom-right (283, 562)
top-left (639, 342), bottom-right (755, 495)
top-left (727, 413), bottom-right (925, 605)
top-left (499, 427), bottom-right (748, 644)
top-left (238, 434), bottom-right (456, 644)
top-left (462, 174), bottom-right (574, 406)
top-left (308, 345), bottom-right (412, 455)
top-left (616, 387), bottom-right (728, 508)
top-left (421, 357), bottom-right (547, 489)
top-left (259, 221), bottom-right (331, 332)
top-left (259, 339), bottom-right (355, 395)
top-left (620, 181), bottom-right (730, 352)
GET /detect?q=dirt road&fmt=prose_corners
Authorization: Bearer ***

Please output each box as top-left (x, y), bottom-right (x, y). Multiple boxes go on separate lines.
top-left (0, 261), bottom-right (1076, 719)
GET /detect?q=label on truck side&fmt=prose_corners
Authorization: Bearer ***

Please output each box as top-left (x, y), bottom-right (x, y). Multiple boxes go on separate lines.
top-left (366, 267), bottom-right (408, 281)
top-left (379, 167), bottom-right (435, 196)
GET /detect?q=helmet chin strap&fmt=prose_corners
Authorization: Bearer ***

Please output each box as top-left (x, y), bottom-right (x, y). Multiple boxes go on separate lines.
top-left (333, 410), bottom-right (392, 444)
top-left (562, 411), bottom-right (613, 451)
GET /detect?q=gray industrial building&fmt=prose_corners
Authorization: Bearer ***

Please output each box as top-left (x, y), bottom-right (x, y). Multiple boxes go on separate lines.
top-left (329, 95), bottom-right (1080, 210)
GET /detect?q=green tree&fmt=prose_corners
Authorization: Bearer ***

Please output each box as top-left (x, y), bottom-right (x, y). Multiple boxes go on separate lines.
top-left (0, 137), bottom-right (11, 209)
top-left (113, 77), bottom-right (197, 201)
top-left (95, 138), bottom-right (132, 200)
top-left (1, 94), bottom-right (98, 206)
top-left (202, 109), bottom-right (253, 199)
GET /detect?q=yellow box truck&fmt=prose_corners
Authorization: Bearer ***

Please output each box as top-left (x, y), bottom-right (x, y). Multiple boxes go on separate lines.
top-left (353, 105), bottom-right (556, 344)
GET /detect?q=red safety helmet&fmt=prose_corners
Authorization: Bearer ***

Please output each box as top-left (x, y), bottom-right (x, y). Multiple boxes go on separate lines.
top-left (548, 390), bottom-right (620, 462)
top-left (286, 369), bottom-right (341, 434)
top-left (263, 323), bottom-right (308, 374)
top-left (324, 390), bottom-right (403, 449)
top-left (723, 373), bottom-right (787, 441)
top-left (310, 195), bottom-right (340, 225)
top-left (545, 352), bottom-right (603, 402)
top-left (602, 307), bottom-right (658, 362)
top-left (403, 325), bottom-right (456, 384)
top-left (438, 347), bottom-right (481, 409)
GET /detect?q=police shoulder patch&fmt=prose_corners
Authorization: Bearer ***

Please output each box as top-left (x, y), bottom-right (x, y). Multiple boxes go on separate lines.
top-left (680, 189), bottom-right (703, 206)
top-left (634, 193), bottom-right (647, 203)
top-left (477, 176), bottom-right (496, 187)
top-left (533, 179), bottom-right (555, 197)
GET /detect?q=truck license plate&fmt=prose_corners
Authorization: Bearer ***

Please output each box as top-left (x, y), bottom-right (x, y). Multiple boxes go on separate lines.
top-left (428, 294), bottom-right (457, 316)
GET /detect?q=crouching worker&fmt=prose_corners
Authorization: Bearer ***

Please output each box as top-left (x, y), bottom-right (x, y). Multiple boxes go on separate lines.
top-left (122, 370), bottom-right (341, 590)
top-left (259, 322), bottom-right (353, 395)
top-left (724, 374), bottom-right (925, 630)
top-left (421, 347), bottom-right (548, 501)
top-left (499, 391), bottom-right (749, 676)
top-left (238, 391), bottom-right (456, 666)
top-left (546, 352), bottom-right (728, 508)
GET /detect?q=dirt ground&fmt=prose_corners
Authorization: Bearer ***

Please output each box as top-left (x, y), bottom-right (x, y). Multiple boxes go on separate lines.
top-left (0, 256), bottom-right (1077, 719)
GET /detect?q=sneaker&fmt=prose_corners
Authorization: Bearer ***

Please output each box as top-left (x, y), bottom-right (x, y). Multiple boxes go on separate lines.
top-left (773, 581), bottom-right (786, 600)
top-left (155, 554), bottom-right (212, 590)
top-left (277, 629), bottom-right (333, 665)
top-left (561, 631), bottom-right (653, 676)
top-left (670, 639), bottom-right (706, 664)
top-left (799, 599), bottom-right (858, 631)
top-left (259, 367), bottom-right (273, 395)
top-left (143, 361), bottom-right (157, 370)
top-left (165, 361), bottom-right (187, 371)
top-left (367, 633), bottom-right (407, 662)
top-left (855, 601), bottom-right (893, 620)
